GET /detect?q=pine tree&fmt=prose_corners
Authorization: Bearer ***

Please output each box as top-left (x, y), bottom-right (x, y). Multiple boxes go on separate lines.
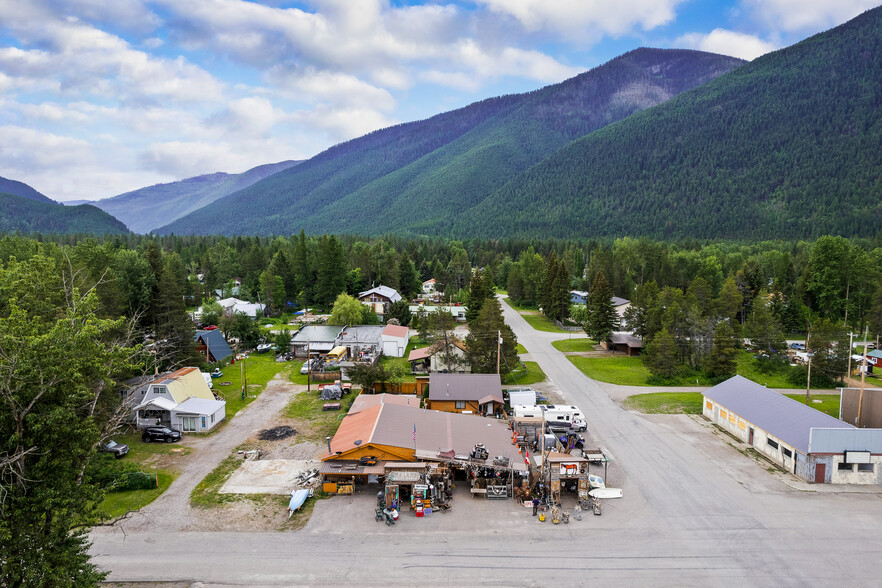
top-left (465, 269), bottom-right (492, 322)
top-left (585, 270), bottom-right (619, 343)
top-left (465, 297), bottom-right (518, 376)
top-left (643, 328), bottom-right (679, 380)
top-left (705, 321), bottom-right (738, 379)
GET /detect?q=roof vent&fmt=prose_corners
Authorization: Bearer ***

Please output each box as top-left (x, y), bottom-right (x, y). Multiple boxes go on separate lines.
top-left (354, 439), bottom-right (362, 446)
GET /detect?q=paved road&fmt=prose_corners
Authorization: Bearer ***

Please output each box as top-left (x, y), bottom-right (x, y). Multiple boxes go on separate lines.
top-left (90, 300), bottom-right (882, 586)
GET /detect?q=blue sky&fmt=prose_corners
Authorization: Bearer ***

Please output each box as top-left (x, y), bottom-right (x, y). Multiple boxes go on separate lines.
top-left (0, 0), bottom-right (878, 201)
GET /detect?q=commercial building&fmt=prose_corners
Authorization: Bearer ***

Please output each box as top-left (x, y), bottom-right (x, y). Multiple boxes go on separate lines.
top-left (703, 375), bottom-right (882, 484)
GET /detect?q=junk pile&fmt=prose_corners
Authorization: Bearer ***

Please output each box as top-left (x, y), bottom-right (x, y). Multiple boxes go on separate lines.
top-left (293, 467), bottom-right (320, 488)
top-left (258, 426), bottom-right (296, 441)
top-left (320, 385), bottom-right (343, 400)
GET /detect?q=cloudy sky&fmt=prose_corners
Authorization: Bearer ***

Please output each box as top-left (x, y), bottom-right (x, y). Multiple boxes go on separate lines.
top-left (0, 0), bottom-right (878, 201)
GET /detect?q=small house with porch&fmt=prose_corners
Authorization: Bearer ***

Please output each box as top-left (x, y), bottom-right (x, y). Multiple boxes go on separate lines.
top-left (132, 367), bottom-right (226, 433)
top-left (408, 339), bottom-right (471, 373)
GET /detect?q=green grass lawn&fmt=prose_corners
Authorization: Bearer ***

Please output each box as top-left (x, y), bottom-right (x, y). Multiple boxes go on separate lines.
top-left (284, 391), bottom-right (355, 443)
top-left (111, 431), bottom-right (193, 461)
top-left (378, 356), bottom-right (417, 383)
top-left (516, 343), bottom-right (527, 354)
top-left (567, 349), bottom-right (806, 388)
top-left (503, 361), bottom-right (547, 386)
top-left (735, 351), bottom-right (801, 388)
top-left (404, 337), bottom-right (430, 359)
top-left (551, 338), bottom-right (596, 352)
top-left (624, 393), bottom-right (705, 414)
top-left (190, 454), bottom-right (245, 508)
top-left (522, 314), bottom-right (571, 333)
top-left (98, 470), bottom-right (176, 520)
top-left (785, 394), bottom-right (841, 416)
top-left (624, 391), bottom-right (841, 418)
top-left (568, 355), bottom-right (652, 386)
top-left (501, 297), bottom-right (537, 312)
top-left (213, 354), bottom-right (292, 418)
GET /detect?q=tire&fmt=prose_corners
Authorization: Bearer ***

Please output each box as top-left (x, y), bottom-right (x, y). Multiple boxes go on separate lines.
top-left (165, 437), bottom-right (174, 443)
top-left (143, 436), bottom-right (150, 443)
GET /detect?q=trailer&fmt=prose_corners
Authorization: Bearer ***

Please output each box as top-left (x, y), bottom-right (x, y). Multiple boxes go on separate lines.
top-left (512, 404), bottom-right (587, 432)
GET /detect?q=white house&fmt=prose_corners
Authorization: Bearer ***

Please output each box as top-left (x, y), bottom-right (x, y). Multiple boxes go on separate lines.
top-left (132, 367), bottom-right (226, 433)
top-left (422, 278), bottom-right (436, 294)
top-left (381, 324), bottom-right (410, 357)
top-left (216, 297), bottom-right (265, 318)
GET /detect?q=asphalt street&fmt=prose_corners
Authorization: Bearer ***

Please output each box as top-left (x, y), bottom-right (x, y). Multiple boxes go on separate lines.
top-left (89, 297), bottom-right (882, 586)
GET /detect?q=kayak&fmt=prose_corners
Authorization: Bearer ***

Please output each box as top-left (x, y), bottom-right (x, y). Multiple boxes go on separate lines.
top-left (588, 488), bottom-right (623, 499)
top-left (287, 489), bottom-right (311, 519)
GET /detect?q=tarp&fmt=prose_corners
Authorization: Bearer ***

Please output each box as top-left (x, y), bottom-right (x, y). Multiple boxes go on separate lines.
top-left (320, 385), bottom-right (343, 400)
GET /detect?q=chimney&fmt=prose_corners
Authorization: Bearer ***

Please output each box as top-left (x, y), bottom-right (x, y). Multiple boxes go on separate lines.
top-left (326, 436), bottom-right (331, 454)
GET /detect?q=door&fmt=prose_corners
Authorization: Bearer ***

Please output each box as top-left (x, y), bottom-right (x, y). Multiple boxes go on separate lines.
top-left (814, 463), bottom-right (826, 484)
top-left (182, 416), bottom-right (197, 432)
top-left (748, 427), bottom-right (754, 445)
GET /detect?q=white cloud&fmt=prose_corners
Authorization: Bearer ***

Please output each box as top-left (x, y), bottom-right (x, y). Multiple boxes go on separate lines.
top-left (474, 0), bottom-right (687, 38)
top-left (288, 104), bottom-right (396, 143)
top-left (676, 29), bottom-right (777, 61)
top-left (0, 125), bottom-right (93, 170)
top-left (741, 0), bottom-right (880, 33)
top-left (0, 3), bottom-right (222, 104)
top-left (138, 137), bottom-right (297, 178)
top-left (265, 66), bottom-right (396, 111)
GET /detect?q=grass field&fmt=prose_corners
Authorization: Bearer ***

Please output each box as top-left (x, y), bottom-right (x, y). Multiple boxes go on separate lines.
top-left (785, 394), bottom-right (841, 416)
top-left (98, 471), bottom-right (176, 519)
top-left (568, 356), bottom-right (652, 386)
top-left (501, 297), bottom-right (537, 312)
top-left (624, 391), bottom-right (842, 417)
top-left (190, 454), bottom-right (245, 508)
top-left (503, 361), bottom-right (546, 386)
top-left (214, 354), bottom-right (293, 418)
top-left (522, 314), bottom-right (572, 333)
top-left (516, 343), bottom-right (527, 354)
top-left (284, 390), bottom-right (354, 443)
top-left (551, 338), bottom-right (595, 352)
top-left (566, 349), bottom-right (808, 389)
top-left (624, 393), bottom-right (705, 414)
top-left (735, 352), bottom-right (801, 389)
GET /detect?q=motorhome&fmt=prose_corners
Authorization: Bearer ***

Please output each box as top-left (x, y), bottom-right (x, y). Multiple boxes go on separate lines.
top-left (512, 404), bottom-right (587, 432)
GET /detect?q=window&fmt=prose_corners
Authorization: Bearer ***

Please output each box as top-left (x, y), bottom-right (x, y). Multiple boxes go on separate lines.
top-left (455, 401), bottom-right (466, 409)
top-left (181, 416), bottom-right (196, 432)
top-left (154, 386), bottom-right (167, 394)
top-left (857, 463), bottom-right (875, 473)
top-left (783, 448), bottom-right (792, 458)
top-left (201, 416), bottom-right (206, 428)
top-left (838, 462), bottom-right (854, 472)
top-left (767, 438), bottom-right (779, 450)
top-left (211, 413), bottom-right (215, 423)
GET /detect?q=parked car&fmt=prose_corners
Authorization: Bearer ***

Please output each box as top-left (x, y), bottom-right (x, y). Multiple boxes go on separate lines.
top-left (300, 359), bottom-right (315, 375)
top-left (142, 426), bottom-right (182, 443)
top-left (99, 439), bottom-right (129, 458)
top-left (790, 342), bottom-right (806, 350)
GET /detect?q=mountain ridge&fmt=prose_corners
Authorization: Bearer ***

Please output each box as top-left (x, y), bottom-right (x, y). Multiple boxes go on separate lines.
top-left (156, 48), bottom-right (745, 236)
top-left (93, 160), bottom-right (302, 233)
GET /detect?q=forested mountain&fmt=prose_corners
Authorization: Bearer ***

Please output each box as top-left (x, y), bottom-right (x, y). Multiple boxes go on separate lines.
top-left (0, 176), bottom-right (54, 203)
top-left (0, 192), bottom-right (129, 235)
top-left (462, 6), bottom-right (882, 239)
top-left (156, 48), bottom-right (744, 236)
top-left (94, 160), bottom-right (301, 234)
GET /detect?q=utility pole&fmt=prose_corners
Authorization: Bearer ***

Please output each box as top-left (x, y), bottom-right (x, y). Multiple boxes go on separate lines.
top-left (847, 331), bottom-right (854, 383)
top-left (240, 356), bottom-right (246, 401)
top-left (497, 330), bottom-right (501, 375)
top-left (307, 338), bottom-right (311, 394)
top-left (857, 326), bottom-right (869, 428)
top-left (804, 326), bottom-right (812, 405)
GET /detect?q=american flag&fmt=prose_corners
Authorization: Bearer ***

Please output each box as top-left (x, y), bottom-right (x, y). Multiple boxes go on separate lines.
top-left (412, 423), bottom-right (416, 442)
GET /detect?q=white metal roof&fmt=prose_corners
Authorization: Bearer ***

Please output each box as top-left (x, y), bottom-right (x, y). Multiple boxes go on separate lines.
top-left (174, 397), bottom-right (226, 415)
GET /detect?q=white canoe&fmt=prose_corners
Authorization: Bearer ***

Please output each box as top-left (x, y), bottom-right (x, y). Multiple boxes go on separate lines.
top-left (588, 488), bottom-right (623, 499)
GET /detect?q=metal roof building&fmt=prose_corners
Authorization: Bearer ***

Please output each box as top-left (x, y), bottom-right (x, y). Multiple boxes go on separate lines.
top-left (702, 376), bottom-right (882, 485)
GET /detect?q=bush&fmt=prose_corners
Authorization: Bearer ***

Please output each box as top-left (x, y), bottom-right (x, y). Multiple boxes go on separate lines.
top-left (85, 454), bottom-right (157, 492)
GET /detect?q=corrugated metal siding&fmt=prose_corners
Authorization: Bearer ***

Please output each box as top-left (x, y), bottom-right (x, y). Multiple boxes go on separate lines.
top-left (808, 427), bottom-right (882, 453)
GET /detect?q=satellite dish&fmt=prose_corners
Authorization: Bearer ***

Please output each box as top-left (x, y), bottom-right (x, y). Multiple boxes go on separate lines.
top-left (354, 439), bottom-right (362, 446)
